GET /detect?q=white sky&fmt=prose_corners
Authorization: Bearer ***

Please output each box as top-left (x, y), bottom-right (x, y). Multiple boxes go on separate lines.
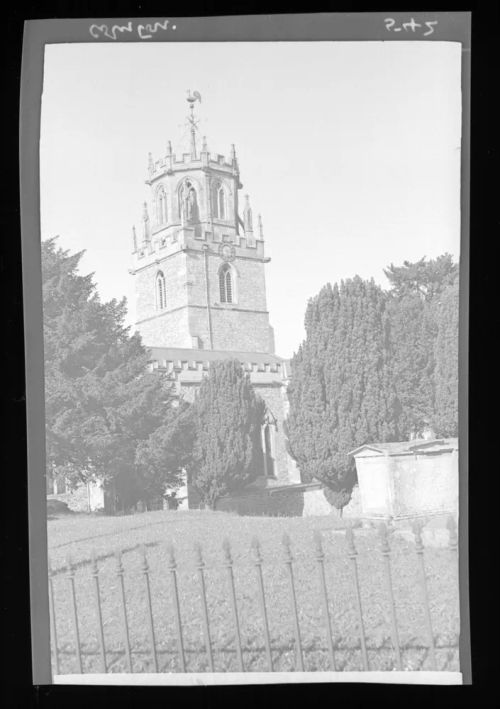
top-left (40, 41), bottom-right (462, 358)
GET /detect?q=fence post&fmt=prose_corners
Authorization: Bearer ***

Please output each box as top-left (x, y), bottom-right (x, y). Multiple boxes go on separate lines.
top-left (115, 550), bottom-right (133, 672)
top-left (412, 521), bottom-right (437, 670)
top-left (66, 555), bottom-right (83, 674)
top-left (345, 525), bottom-right (369, 670)
top-left (378, 523), bottom-right (403, 670)
top-left (48, 558), bottom-right (60, 676)
top-left (251, 537), bottom-right (273, 671)
top-left (313, 531), bottom-right (336, 671)
top-left (194, 542), bottom-right (214, 672)
top-left (167, 544), bottom-right (186, 672)
top-left (282, 534), bottom-right (304, 671)
top-left (141, 546), bottom-right (159, 672)
top-left (222, 538), bottom-right (244, 671)
top-left (90, 550), bottom-right (107, 673)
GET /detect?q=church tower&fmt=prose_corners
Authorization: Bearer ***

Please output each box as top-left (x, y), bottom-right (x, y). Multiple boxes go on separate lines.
top-left (130, 91), bottom-right (275, 354)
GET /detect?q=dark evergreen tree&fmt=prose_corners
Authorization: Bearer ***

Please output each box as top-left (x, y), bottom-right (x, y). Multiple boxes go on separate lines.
top-left (431, 281), bottom-right (459, 436)
top-left (287, 278), bottom-right (397, 512)
top-left (186, 359), bottom-right (265, 509)
top-left (386, 294), bottom-right (436, 439)
top-left (385, 254), bottom-right (459, 439)
top-left (42, 238), bottom-right (185, 509)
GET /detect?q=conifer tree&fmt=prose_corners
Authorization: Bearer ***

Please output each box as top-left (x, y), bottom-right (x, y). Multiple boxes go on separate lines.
top-left (386, 294), bottom-right (436, 439)
top-left (186, 359), bottom-right (265, 509)
top-left (42, 238), bottom-right (185, 509)
top-left (431, 281), bottom-right (459, 436)
top-left (287, 278), bottom-right (397, 511)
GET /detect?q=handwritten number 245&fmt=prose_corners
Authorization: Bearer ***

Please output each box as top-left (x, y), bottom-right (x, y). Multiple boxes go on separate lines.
top-left (385, 18), bottom-right (438, 36)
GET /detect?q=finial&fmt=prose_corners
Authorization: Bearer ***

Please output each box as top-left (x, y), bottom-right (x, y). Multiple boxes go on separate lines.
top-left (132, 225), bottom-right (137, 252)
top-left (243, 194), bottom-right (253, 233)
top-left (202, 135), bottom-right (208, 152)
top-left (148, 151), bottom-right (154, 173)
top-left (167, 140), bottom-right (172, 156)
top-left (186, 90), bottom-right (201, 159)
top-left (230, 143), bottom-right (236, 162)
top-left (258, 214), bottom-right (264, 240)
top-left (142, 202), bottom-right (150, 242)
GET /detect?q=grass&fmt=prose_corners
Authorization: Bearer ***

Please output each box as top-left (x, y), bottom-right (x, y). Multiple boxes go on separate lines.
top-left (48, 510), bottom-right (460, 675)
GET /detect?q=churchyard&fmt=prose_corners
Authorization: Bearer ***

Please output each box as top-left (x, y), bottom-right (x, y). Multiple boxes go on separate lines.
top-left (47, 509), bottom-right (460, 675)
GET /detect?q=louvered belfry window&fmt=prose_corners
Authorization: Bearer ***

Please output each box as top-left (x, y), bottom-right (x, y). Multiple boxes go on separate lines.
top-left (219, 264), bottom-right (233, 303)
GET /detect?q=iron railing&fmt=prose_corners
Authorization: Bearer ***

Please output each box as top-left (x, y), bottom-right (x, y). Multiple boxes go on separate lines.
top-left (48, 517), bottom-right (460, 675)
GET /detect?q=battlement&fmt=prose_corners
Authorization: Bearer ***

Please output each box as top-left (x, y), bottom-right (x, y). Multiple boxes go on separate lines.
top-left (148, 347), bottom-right (287, 388)
top-left (131, 225), bottom-right (267, 270)
top-left (147, 150), bottom-right (238, 184)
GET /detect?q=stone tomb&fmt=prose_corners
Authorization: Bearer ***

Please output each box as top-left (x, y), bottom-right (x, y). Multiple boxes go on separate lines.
top-left (349, 438), bottom-right (459, 522)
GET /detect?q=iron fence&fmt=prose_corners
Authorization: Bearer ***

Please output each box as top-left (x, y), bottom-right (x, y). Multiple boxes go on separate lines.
top-left (48, 517), bottom-right (460, 675)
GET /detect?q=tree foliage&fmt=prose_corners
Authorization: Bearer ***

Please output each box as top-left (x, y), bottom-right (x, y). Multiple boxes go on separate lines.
top-left (431, 281), bottom-right (459, 436)
top-left (42, 238), bottom-right (185, 509)
top-left (383, 253), bottom-right (458, 301)
top-left (287, 255), bottom-right (459, 511)
top-left (386, 294), bottom-right (436, 439)
top-left (185, 359), bottom-right (265, 509)
top-left (287, 278), bottom-right (397, 509)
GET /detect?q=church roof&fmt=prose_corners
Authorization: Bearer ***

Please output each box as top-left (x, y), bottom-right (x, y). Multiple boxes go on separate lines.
top-left (149, 346), bottom-right (285, 367)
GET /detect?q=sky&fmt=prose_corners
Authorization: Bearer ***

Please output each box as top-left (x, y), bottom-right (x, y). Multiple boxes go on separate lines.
top-left (40, 41), bottom-right (462, 358)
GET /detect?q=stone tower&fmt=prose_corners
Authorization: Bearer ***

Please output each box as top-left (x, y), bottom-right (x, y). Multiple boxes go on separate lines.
top-left (129, 93), bottom-right (303, 506)
top-left (130, 93), bottom-right (275, 354)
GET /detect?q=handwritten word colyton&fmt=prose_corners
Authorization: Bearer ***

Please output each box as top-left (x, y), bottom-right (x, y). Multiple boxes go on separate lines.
top-left (384, 17), bottom-right (438, 37)
top-left (89, 20), bottom-right (176, 41)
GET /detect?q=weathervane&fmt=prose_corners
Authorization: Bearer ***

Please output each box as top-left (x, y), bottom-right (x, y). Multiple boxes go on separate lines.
top-left (186, 90), bottom-right (202, 158)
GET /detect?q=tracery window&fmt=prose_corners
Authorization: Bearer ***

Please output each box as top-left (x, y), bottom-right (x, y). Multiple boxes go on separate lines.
top-left (156, 271), bottom-right (166, 310)
top-left (219, 263), bottom-right (233, 304)
top-left (212, 182), bottom-right (226, 219)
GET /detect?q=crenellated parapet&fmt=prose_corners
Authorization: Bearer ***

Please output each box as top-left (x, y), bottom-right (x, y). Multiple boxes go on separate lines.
top-left (147, 347), bottom-right (286, 390)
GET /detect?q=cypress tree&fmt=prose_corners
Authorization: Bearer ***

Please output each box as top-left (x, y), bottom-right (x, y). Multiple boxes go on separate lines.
top-left (386, 294), bottom-right (436, 439)
top-left (431, 282), bottom-right (459, 436)
top-left (287, 277), bottom-right (397, 511)
top-left (186, 359), bottom-right (265, 509)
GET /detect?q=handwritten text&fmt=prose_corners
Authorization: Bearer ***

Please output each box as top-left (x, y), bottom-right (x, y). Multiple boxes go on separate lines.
top-left (384, 17), bottom-right (438, 37)
top-left (89, 20), bottom-right (176, 41)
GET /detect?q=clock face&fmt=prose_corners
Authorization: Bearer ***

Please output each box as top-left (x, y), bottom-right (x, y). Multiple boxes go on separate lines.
top-left (219, 242), bottom-right (236, 262)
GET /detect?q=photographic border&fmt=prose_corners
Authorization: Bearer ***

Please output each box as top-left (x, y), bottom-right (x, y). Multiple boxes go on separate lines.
top-left (19, 12), bottom-right (471, 686)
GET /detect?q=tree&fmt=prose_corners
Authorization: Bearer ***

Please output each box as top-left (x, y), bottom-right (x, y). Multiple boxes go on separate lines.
top-left (42, 238), bottom-right (185, 510)
top-left (386, 294), bottom-right (436, 439)
top-left (431, 281), bottom-right (459, 436)
top-left (286, 278), bottom-right (397, 512)
top-left (384, 253), bottom-right (458, 302)
top-left (385, 254), bottom-right (459, 438)
top-left (185, 359), bottom-right (265, 510)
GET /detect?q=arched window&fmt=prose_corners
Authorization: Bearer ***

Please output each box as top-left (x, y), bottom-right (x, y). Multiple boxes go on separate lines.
top-left (219, 264), bottom-right (233, 304)
top-left (156, 271), bottom-right (166, 310)
top-left (156, 186), bottom-right (167, 225)
top-left (212, 182), bottom-right (226, 219)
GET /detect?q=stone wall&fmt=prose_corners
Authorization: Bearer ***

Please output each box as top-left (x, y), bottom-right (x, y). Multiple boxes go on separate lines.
top-left (214, 483), bottom-right (334, 517)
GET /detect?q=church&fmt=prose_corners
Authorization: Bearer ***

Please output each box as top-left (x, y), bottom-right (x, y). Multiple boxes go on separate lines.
top-left (129, 92), bottom-right (329, 515)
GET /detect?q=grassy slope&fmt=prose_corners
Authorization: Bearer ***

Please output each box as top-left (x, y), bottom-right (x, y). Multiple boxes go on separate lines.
top-left (48, 510), bottom-right (460, 674)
